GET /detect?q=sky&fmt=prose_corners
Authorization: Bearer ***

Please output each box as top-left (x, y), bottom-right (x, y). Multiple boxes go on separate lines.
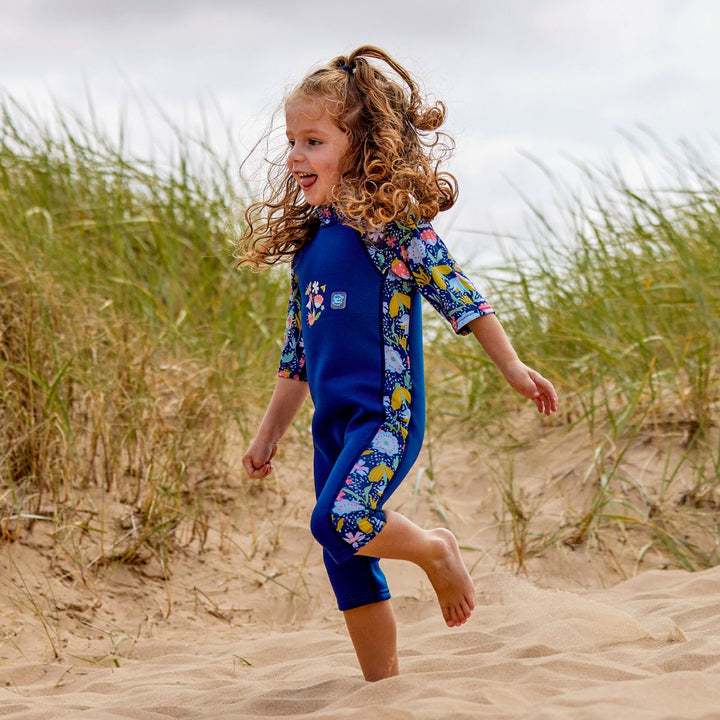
top-left (2, 0), bottom-right (719, 265)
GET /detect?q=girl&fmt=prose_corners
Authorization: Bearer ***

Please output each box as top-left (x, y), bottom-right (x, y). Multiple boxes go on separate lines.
top-left (238, 46), bottom-right (558, 682)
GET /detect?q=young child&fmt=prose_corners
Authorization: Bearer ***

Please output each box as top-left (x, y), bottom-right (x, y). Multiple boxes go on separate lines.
top-left (238, 45), bottom-right (558, 682)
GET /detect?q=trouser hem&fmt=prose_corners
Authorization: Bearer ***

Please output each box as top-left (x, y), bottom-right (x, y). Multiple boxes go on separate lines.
top-left (337, 590), bottom-right (391, 612)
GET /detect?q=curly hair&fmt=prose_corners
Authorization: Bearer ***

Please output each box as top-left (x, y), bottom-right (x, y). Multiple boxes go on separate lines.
top-left (237, 45), bottom-right (458, 268)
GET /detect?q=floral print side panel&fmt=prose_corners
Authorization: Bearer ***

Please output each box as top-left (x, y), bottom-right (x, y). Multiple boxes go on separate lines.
top-left (328, 268), bottom-right (415, 548)
top-left (277, 267), bottom-right (307, 381)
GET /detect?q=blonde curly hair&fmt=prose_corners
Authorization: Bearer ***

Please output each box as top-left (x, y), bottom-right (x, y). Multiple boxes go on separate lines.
top-left (237, 45), bottom-right (458, 268)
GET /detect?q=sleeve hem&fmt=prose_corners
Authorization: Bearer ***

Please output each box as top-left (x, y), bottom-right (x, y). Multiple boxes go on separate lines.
top-left (277, 369), bottom-right (308, 382)
top-left (453, 307), bottom-right (496, 336)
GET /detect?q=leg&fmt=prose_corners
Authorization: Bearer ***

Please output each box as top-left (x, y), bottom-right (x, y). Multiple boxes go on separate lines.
top-left (343, 599), bottom-right (399, 682)
top-left (312, 432), bottom-right (399, 679)
top-left (356, 510), bottom-right (475, 628)
top-left (322, 549), bottom-right (391, 611)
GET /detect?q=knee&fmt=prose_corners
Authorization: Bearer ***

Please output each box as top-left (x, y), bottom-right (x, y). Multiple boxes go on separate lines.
top-left (310, 501), bottom-right (337, 548)
top-left (311, 495), bottom-right (375, 551)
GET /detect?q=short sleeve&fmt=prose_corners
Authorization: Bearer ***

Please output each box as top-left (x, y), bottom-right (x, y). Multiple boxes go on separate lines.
top-left (397, 221), bottom-right (495, 335)
top-left (277, 268), bottom-right (308, 381)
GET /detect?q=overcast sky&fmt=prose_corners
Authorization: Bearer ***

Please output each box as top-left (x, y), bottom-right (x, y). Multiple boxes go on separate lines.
top-left (2, 0), bottom-right (719, 264)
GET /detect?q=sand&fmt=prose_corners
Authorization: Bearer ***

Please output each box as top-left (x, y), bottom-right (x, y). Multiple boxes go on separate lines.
top-left (1, 417), bottom-right (719, 719)
top-left (1, 567), bottom-right (719, 719)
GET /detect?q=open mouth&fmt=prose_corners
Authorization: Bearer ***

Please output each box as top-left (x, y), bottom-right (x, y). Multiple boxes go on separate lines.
top-left (296, 172), bottom-right (317, 190)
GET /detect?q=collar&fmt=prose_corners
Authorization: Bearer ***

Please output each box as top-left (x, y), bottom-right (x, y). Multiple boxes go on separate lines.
top-left (312, 205), bottom-right (341, 227)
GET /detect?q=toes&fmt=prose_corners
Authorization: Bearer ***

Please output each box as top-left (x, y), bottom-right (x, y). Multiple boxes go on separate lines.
top-left (443, 604), bottom-right (458, 627)
top-left (444, 603), bottom-right (470, 628)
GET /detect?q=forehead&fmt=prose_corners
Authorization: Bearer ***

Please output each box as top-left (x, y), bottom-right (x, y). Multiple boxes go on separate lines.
top-left (285, 98), bottom-right (338, 133)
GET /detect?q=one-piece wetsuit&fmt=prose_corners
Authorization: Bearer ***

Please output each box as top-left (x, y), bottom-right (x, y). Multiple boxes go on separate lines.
top-left (278, 206), bottom-right (494, 611)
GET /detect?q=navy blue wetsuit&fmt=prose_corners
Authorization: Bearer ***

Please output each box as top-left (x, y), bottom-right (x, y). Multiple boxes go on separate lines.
top-left (278, 206), bottom-right (494, 611)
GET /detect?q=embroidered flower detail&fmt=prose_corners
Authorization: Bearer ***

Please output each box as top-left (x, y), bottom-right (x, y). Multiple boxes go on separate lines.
top-left (367, 226), bottom-right (386, 243)
top-left (356, 517), bottom-right (374, 534)
top-left (351, 458), bottom-right (369, 476)
top-left (314, 206), bottom-right (337, 225)
top-left (390, 259), bottom-right (411, 279)
top-left (408, 236), bottom-right (426, 263)
top-left (305, 280), bottom-right (326, 326)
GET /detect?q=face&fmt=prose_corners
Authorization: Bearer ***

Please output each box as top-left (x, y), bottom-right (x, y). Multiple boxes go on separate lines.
top-left (285, 98), bottom-right (350, 207)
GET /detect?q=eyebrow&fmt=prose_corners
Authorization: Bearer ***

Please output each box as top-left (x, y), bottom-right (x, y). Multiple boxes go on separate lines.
top-left (286, 125), bottom-right (331, 137)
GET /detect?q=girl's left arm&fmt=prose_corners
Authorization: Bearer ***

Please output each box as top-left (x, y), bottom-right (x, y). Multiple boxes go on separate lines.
top-left (467, 313), bottom-right (558, 416)
top-left (391, 220), bottom-right (557, 415)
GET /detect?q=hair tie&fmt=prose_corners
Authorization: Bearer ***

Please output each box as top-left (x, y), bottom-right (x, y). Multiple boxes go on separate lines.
top-left (341, 63), bottom-right (354, 74)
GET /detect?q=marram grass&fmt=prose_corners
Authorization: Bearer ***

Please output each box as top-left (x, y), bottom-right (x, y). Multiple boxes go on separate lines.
top-left (0, 95), bottom-right (287, 567)
top-left (425, 140), bottom-right (719, 571)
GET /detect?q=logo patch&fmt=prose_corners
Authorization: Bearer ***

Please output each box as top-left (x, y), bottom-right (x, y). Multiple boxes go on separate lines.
top-left (330, 291), bottom-right (347, 310)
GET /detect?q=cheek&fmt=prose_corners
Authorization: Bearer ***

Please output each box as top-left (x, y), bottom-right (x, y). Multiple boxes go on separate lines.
top-left (337, 145), bottom-right (352, 176)
top-left (329, 154), bottom-right (346, 179)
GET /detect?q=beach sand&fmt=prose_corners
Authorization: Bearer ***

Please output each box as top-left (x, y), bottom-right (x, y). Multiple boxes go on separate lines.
top-left (1, 417), bottom-right (719, 719)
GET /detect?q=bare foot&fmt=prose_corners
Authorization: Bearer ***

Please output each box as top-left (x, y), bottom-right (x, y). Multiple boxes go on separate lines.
top-left (422, 528), bottom-right (476, 627)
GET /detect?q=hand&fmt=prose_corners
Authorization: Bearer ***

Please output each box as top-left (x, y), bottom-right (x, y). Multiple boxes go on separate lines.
top-left (502, 360), bottom-right (558, 416)
top-left (242, 437), bottom-right (278, 479)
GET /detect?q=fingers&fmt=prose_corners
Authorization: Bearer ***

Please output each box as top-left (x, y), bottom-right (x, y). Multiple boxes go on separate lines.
top-left (245, 461), bottom-right (273, 479)
top-left (527, 370), bottom-right (558, 416)
top-left (534, 393), bottom-right (554, 416)
top-left (539, 383), bottom-right (558, 415)
top-left (242, 438), bottom-right (279, 479)
top-left (532, 389), bottom-right (556, 415)
top-left (242, 450), bottom-right (274, 479)
top-left (509, 373), bottom-right (558, 416)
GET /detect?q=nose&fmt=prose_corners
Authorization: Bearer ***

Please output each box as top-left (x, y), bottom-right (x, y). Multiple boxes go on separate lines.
top-left (287, 143), bottom-right (303, 166)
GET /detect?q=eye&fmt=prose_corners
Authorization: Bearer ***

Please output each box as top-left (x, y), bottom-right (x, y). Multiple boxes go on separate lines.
top-left (287, 139), bottom-right (295, 147)
top-left (308, 138), bottom-right (322, 146)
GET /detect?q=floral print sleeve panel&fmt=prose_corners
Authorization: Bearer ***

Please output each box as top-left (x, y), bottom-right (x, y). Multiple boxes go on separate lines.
top-left (277, 263), bottom-right (307, 382)
top-left (366, 219), bottom-right (495, 334)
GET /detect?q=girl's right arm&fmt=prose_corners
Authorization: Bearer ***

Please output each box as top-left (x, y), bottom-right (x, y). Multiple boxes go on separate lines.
top-left (242, 376), bottom-right (309, 479)
top-left (244, 264), bottom-right (308, 479)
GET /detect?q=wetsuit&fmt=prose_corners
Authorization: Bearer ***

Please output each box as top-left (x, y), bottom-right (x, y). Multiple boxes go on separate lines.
top-left (278, 206), bottom-right (494, 611)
